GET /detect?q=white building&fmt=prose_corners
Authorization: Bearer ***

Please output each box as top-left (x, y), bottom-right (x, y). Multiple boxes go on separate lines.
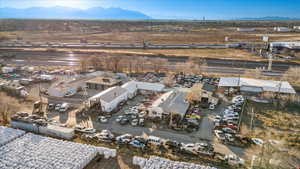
top-left (1, 67), bottom-right (15, 73)
top-left (121, 81), bottom-right (165, 99)
top-left (218, 77), bottom-right (296, 94)
top-left (89, 86), bottom-right (128, 112)
top-left (270, 42), bottom-right (300, 50)
top-left (293, 26), bottom-right (300, 30)
top-left (237, 28), bottom-right (255, 32)
top-left (89, 81), bottom-right (165, 112)
top-left (274, 27), bottom-right (291, 32)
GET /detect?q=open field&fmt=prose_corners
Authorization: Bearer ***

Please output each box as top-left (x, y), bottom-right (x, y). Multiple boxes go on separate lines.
top-left (1, 19), bottom-right (300, 44)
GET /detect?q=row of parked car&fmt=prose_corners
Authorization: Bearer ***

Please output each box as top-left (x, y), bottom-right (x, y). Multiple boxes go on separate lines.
top-left (174, 74), bottom-right (219, 88)
top-left (213, 95), bottom-right (245, 144)
top-left (79, 128), bottom-right (216, 157)
top-left (48, 103), bottom-right (70, 113)
top-left (98, 105), bottom-right (146, 127)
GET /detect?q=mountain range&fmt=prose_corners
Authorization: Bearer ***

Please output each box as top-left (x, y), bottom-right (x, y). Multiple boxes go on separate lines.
top-left (236, 16), bottom-right (300, 21)
top-left (1, 7), bottom-right (300, 21)
top-left (0, 6), bottom-right (152, 20)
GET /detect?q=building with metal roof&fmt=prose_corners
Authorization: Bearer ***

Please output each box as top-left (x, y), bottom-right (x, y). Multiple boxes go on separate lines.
top-left (148, 90), bottom-right (189, 118)
top-left (218, 77), bottom-right (296, 94)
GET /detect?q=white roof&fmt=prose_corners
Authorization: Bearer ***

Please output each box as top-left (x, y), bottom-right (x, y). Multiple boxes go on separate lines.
top-left (218, 77), bottom-right (296, 94)
top-left (122, 81), bottom-right (165, 92)
top-left (89, 86), bottom-right (128, 103)
top-left (121, 81), bottom-right (138, 93)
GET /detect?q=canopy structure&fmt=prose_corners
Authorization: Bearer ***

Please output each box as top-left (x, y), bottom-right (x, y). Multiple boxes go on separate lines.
top-left (218, 77), bottom-right (296, 94)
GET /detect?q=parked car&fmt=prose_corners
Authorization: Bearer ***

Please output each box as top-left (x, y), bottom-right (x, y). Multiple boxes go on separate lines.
top-left (116, 115), bottom-right (123, 123)
top-left (130, 140), bottom-right (145, 149)
top-left (138, 111), bottom-right (146, 118)
top-left (120, 117), bottom-right (129, 125)
top-left (98, 116), bottom-right (108, 123)
top-left (59, 103), bottom-right (70, 113)
top-left (225, 133), bottom-right (235, 142)
top-left (116, 134), bottom-right (133, 144)
top-left (75, 126), bottom-right (96, 134)
top-left (224, 154), bottom-right (245, 166)
top-left (251, 138), bottom-right (264, 146)
top-left (222, 127), bottom-right (237, 134)
top-left (55, 104), bottom-right (61, 111)
top-left (98, 130), bottom-right (114, 139)
top-left (147, 136), bottom-right (164, 146)
top-left (181, 143), bottom-right (198, 153)
top-left (139, 118), bottom-right (145, 126)
top-left (165, 140), bottom-right (182, 149)
top-left (209, 104), bottom-right (216, 110)
top-left (214, 130), bottom-right (226, 141)
top-left (213, 115), bottom-right (222, 123)
top-left (131, 119), bottom-right (139, 126)
top-left (48, 103), bottom-right (55, 110)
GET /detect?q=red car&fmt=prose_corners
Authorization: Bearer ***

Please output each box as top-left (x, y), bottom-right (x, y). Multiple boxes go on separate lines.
top-left (227, 125), bottom-right (238, 131)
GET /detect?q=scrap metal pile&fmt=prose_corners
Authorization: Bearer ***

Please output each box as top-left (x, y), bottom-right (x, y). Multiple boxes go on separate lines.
top-left (133, 156), bottom-right (217, 169)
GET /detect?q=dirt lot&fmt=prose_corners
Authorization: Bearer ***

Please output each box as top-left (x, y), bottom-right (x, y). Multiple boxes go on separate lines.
top-left (2, 20), bottom-right (300, 44)
top-left (240, 100), bottom-right (300, 168)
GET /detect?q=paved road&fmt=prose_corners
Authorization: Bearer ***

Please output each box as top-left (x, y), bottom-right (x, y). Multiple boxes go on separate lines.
top-left (1, 49), bottom-right (295, 76)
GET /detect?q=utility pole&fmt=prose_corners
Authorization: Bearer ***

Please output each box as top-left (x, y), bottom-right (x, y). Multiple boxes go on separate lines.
top-left (259, 142), bottom-right (265, 168)
top-left (268, 53), bottom-right (273, 71)
top-left (250, 107), bottom-right (255, 132)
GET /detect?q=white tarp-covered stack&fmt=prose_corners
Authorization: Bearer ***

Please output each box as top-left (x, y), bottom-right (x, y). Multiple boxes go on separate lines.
top-left (97, 147), bottom-right (117, 159)
top-left (0, 132), bottom-right (116, 169)
top-left (0, 126), bottom-right (25, 146)
top-left (133, 156), bottom-right (218, 169)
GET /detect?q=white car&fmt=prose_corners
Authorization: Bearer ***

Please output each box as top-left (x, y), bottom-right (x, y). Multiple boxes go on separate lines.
top-left (209, 104), bottom-right (216, 110)
top-left (55, 104), bottom-right (61, 111)
top-left (98, 130), bottom-right (114, 139)
top-left (225, 155), bottom-right (245, 165)
top-left (181, 143), bottom-right (198, 152)
top-left (138, 111), bottom-right (146, 118)
top-left (116, 115), bottom-right (123, 122)
top-left (81, 128), bottom-right (96, 134)
top-left (98, 116), bottom-right (108, 123)
top-left (213, 115), bottom-right (222, 123)
top-left (214, 130), bottom-right (226, 141)
top-left (252, 138), bottom-right (264, 146)
top-left (116, 134), bottom-right (133, 144)
top-left (222, 127), bottom-right (237, 134)
top-left (131, 119), bottom-right (139, 126)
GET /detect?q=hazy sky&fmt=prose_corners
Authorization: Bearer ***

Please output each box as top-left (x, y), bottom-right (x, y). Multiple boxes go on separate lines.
top-left (1, 0), bottom-right (300, 19)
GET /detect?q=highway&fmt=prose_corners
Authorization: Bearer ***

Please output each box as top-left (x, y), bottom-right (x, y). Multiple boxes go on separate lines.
top-left (0, 42), bottom-right (254, 50)
top-left (0, 49), bottom-right (296, 76)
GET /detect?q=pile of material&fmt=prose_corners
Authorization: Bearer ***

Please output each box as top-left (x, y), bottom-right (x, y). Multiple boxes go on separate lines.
top-left (0, 126), bottom-right (25, 146)
top-left (133, 156), bottom-right (217, 169)
top-left (0, 132), bottom-right (116, 169)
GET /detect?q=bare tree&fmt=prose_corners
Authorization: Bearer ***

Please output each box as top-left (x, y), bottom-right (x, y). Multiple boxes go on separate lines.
top-left (282, 67), bottom-right (300, 85)
top-left (163, 74), bottom-right (175, 87)
top-left (186, 83), bottom-right (203, 105)
top-left (79, 58), bottom-right (89, 72)
top-left (149, 58), bottom-right (168, 73)
top-left (189, 57), bottom-right (207, 73)
top-left (87, 56), bottom-right (102, 70)
top-left (243, 68), bottom-right (263, 79)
